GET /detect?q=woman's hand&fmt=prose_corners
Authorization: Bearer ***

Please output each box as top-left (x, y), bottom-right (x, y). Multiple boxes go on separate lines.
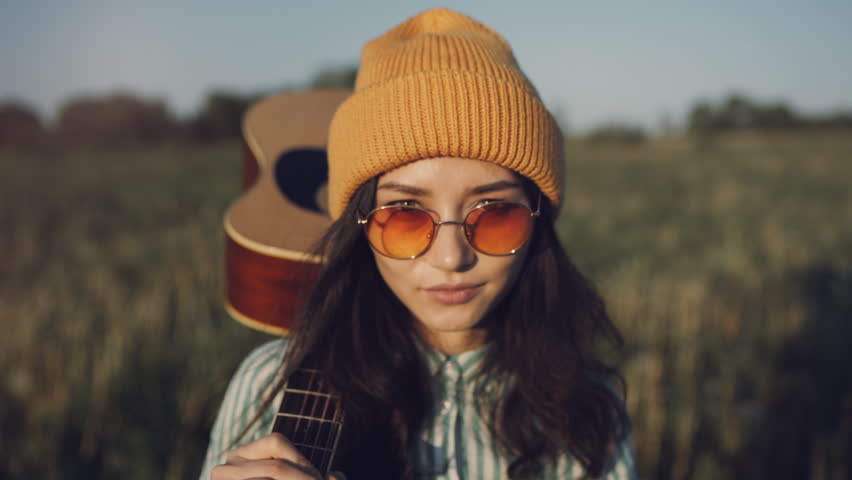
top-left (211, 433), bottom-right (345, 480)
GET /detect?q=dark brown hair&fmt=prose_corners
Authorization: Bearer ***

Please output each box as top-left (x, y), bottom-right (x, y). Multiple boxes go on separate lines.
top-left (276, 176), bottom-right (629, 479)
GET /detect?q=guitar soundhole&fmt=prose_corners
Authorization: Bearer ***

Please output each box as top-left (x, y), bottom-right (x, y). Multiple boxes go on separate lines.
top-left (275, 149), bottom-right (328, 213)
top-left (272, 367), bottom-right (343, 474)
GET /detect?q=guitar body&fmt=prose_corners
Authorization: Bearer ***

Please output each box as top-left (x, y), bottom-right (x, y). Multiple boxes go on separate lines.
top-left (224, 89), bottom-right (350, 335)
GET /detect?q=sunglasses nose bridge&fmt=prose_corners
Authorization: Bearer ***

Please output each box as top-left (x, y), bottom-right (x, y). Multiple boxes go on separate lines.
top-left (432, 220), bottom-right (471, 246)
top-left (425, 218), bottom-right (478, 271)
top-left (433, 220), bottom-right (466, 227)
top-left (430, 220), bottom-right (468, 246)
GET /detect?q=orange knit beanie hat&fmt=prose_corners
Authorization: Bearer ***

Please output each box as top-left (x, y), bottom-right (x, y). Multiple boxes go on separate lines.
top-left (327, 8), bottom-right (564, 219)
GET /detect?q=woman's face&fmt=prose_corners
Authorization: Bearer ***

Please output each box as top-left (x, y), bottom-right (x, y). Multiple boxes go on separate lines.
top-left (371, 157), bottom-right (532, 354)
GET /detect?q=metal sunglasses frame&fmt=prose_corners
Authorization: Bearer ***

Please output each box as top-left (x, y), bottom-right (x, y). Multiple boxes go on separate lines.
top-left (356, 194), bottom-right (542, 259)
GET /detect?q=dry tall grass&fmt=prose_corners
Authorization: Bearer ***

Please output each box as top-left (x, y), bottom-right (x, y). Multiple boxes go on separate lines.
top-left (1, 132), bottom-right (850, 479)
top-left (563, 132), bottom-right (852, 479)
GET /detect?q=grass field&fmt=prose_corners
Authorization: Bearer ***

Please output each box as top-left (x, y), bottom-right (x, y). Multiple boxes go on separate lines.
top-left (1, 131), bottom-right (850, 479)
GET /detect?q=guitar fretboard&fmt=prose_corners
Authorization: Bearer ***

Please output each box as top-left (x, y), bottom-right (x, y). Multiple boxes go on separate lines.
top-left (271, 367), bottom-right (343, 474)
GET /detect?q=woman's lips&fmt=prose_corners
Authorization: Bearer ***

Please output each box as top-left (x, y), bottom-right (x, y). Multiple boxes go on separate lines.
top-left (423, 284), bottom-right (483, 305)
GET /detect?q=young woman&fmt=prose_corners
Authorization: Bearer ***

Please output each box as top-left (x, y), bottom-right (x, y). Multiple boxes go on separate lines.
top-left (202, 8), bottom-right (635, 480)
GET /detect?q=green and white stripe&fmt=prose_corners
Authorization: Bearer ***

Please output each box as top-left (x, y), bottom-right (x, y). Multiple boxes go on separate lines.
top-left (198, 339), bottom-right (637, 480)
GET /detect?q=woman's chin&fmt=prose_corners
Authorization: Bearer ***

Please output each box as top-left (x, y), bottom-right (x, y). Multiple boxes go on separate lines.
top-left (411, 306), bottom-right (488, 346)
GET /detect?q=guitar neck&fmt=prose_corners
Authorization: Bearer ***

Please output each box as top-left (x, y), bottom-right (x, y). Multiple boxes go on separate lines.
top-left (271, 367), bottom-right (344, 474)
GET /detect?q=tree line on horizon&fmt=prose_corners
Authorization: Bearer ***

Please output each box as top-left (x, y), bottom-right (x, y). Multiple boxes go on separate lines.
top-left (0, 66), bottom-right (358, 151)
top-left (2, 65), bottom-right (851, 151)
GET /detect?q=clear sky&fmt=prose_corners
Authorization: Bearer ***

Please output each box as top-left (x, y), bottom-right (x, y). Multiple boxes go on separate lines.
top-left (2, 0), bottom-right (851, 131)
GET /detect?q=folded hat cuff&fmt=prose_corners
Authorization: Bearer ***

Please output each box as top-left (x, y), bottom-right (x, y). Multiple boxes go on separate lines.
top-left (327, 70), bottom-right (563, 219)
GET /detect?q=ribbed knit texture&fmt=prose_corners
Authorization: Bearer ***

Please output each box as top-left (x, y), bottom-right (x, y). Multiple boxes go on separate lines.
top-left (327, 8), bottom-right (563, 219)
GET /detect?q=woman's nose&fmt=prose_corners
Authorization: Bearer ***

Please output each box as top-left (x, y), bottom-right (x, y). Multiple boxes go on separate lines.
top-left (424, 222), bottom-right (477, 272)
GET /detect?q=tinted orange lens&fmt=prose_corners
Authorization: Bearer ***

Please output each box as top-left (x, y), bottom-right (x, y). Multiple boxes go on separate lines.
top-left (466, 203), bottom-right (533, 254)
top-left (366, 207), bottom-right (434, 258)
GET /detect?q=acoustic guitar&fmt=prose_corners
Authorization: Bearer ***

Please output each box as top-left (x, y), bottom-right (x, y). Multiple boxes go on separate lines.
top-left (223, 89), bottom-right (350, 474)
top-left (224, 89), bottom-right (349, 335)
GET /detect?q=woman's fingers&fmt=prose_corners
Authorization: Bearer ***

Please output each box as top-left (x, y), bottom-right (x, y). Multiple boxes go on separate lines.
top-left (326, 471), bottom-right (346, 480)
top-left (225, 433), bottom-right (315, 471)
top-left (211, 457), bottom-right (317, 479)
top-left (210, 433), bottom-right (327, 480)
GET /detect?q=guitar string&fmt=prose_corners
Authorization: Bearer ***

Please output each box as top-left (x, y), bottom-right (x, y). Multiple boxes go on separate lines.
top-left (316, 383), bottom-right (335, 472)
top-left (310, 371), bottom-right (342, 473)
top-left (311, 368), bottom-right (328, 468)
top-left (277, 367), bottom-right (344, 474)
top-left (294, 369), bottom-right (310, 447)
top-left (315, 375), bottom-right (343, 474)
top-left (275, 411), bottom-right (339, 423)
top-left (305, 369), bottom-right (319, 467)
top-left (325, 396), bottom-right (343, 473)
top-left (307, 373), bottom-right (326, 471)
top-left (277, 376), bottom-right (295, 434)
top-left (313, 371), bottom-right (341, 473)
top-left (324, 388), bottom-right (345, 473)
top-left (325, 400), bottom-right (343, 472)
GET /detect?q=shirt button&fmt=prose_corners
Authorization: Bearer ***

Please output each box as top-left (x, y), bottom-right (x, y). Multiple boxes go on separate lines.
top-left (441, 398), bottom-right (453, 413)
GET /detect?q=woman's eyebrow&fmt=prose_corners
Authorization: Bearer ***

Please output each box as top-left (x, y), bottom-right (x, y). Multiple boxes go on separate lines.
top-left (468, 180), bottom-right (522, 195)
top-left (377, 180), bottom-right (521, 196)
top-left (377, 182), bottom-right (431, 196)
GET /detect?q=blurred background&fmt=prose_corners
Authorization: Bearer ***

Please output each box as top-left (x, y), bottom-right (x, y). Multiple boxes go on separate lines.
top-left (1, 1), bottom-right (850, 479)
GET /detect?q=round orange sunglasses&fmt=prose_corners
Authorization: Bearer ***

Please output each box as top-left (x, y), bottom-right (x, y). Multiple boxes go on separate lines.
top-left (357, 195), bottom-right (541, 259)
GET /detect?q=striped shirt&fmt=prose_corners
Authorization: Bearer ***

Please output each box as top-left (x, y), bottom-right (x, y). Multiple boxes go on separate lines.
top-left (198, 339), bottom-right (637, 480)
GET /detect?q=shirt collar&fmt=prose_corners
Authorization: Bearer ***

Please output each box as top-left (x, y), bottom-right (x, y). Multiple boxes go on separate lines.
top-left (414, 335), bottom-right (490, 381)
